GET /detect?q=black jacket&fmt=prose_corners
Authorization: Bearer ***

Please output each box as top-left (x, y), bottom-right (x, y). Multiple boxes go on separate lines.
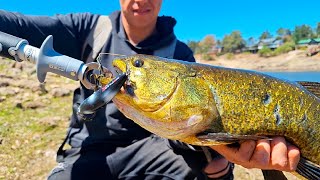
top-left (0, 10), bottom-right (195, 150)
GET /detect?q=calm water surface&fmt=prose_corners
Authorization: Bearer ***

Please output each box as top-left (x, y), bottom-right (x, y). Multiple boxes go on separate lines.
top-left (262, 71), bottom-right (320, 82)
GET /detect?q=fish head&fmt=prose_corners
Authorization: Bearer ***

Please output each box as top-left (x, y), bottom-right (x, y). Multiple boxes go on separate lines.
top-left (113, 54), bottom-right (180, 111)
top-left (111, 55), bottom-right (219, 143)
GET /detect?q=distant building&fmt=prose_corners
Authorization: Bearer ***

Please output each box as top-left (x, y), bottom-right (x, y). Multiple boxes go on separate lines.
top-left (208, 45), bottom-right (223, 55)
top-left (297, 38), bottom-right (320, 46)
top-left (246, 40), bottom-right (259, 53)
top-left (245, 38), bottom-right (283, 53)
top-left (297, 38), bottom-right (320, 56)
top-left (257, 38), bottom-right (283, 50)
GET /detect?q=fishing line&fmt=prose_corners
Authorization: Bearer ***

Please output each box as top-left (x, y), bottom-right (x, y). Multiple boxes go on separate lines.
top-left (96, 52), bottom-right (127, 61)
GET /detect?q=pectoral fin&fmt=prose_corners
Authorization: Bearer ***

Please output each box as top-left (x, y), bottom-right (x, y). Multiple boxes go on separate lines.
top-left (297, 81), bottom-right (320, 98)
top-left (296, 157), bottom-right (320, 180)
top-left (196, 132), bottom-right (271, 144)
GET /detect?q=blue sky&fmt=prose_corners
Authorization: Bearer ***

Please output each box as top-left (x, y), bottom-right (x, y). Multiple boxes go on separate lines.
top-left (2, 0), bottom-right (319, 42)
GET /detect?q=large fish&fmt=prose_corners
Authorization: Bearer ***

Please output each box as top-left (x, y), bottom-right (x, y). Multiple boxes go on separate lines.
top-left (98, 55), bottom-right (320, 179)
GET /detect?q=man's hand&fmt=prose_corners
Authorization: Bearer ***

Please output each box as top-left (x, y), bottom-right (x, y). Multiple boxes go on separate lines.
top-left (209, 136), bottom-right (300, 171)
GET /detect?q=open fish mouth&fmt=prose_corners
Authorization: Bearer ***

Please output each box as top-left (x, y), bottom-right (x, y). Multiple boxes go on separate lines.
top-left (114, 66), bottom-right (124, 75)
top-left (112, 64), bottom-right (135, 96)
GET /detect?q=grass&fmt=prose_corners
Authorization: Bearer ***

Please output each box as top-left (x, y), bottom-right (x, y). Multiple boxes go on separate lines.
top-left (0, 59), bottom-right (77, 179)
top-left (0, 91), bottom-right (74, 179)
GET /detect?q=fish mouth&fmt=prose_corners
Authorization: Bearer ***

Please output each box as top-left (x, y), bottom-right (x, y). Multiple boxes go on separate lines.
top-left (114, 66), bottom-right (124, 76)
top-left (113, 62), bottom-right (135, 96)
top-left (112, 59), bottom-right (179, 112)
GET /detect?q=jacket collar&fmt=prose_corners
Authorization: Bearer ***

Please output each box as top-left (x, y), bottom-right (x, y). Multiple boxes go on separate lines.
top-left (109, 11), bottom-right (176, 50)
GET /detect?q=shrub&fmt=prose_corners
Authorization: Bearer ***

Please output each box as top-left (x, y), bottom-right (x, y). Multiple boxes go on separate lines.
top-left (201, 53), bottom-right (215, 61)
top-left (225, 53), bottom-right (234, 60)
top-left (258, 46), bottom-right (274, 57)
top-left (297, 46), bottom-right (308, 50)
top-left (274, 42), bottom-right (295, 55)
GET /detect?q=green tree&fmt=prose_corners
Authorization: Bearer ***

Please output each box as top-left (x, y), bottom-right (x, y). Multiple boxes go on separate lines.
top-left (292, 24), bottom-right (314, 43)
top-left (316, 22), bottom-right (320, 37)
top-left (187, 40), bottom-right (200, 54)
top-left (247, 37), bottom-right (256, 46)
top-left (277, 28), bottom-right (291, 37)
top-left (198, 35), bottom-right (216, 54)
top-left (259, 31), bottom-right (272, 40)
top-left (216, 40), bottom-right (221, 46)
top-left (221, 31), bottom-right (245, 53)
top-left (276, 28), bottom-right (292, 42)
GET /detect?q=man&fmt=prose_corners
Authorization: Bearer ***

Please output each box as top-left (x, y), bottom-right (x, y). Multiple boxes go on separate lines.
top-left (0, 0), bottom-right (300, 179)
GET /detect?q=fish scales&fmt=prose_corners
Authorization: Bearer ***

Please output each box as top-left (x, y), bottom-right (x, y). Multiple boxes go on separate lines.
top-left (194, 64), bottom-right (320, 164)
top-left (101, 54), bottom-right (320, 179)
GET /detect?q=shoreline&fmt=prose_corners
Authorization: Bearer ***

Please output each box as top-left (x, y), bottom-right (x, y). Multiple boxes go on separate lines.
top-left (196, 50), bottom-right (320, 72)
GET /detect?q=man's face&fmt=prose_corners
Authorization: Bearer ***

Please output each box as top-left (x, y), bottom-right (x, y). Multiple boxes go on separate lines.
top-left (120, 0), bottom-right (162, 28)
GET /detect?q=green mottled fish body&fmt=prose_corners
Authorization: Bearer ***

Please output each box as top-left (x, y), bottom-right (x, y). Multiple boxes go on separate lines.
top-left (110, 55), bottom-right (320, 179)
top-left (193, 63), bottom-right (320, 164)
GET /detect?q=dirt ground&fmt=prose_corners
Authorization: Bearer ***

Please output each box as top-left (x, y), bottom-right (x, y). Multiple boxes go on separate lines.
top-left (197, 50), bottom-right (320, 72)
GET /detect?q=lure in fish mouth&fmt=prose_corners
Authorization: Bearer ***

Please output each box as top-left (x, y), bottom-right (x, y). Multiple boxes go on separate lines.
top-left (77, 73), bottom-right (127, 120)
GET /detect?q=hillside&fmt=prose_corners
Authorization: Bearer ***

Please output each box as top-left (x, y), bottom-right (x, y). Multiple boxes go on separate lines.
top-left (196, 50), bottom-right (320, 72)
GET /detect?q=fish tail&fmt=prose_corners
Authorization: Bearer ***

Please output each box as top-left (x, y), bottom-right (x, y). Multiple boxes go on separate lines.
top-left (296, 157), bottom-right (320, 180)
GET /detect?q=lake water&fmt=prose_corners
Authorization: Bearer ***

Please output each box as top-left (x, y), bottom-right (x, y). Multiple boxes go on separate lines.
top-left (261, 71), bottom-right (320, 82)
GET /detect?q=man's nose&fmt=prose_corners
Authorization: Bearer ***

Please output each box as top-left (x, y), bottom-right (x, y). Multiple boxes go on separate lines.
top-left (134, 0), bottom-right (148, 4)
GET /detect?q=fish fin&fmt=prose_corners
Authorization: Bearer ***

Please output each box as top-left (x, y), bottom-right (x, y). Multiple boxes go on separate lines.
top-left (297, 81), bottom-right (320, 98)
top-left (196, 132), bottom-right (271, 144)
top-left (296, 157), bottom-right (320, 180)
top-left (262, 170), bottom-right (287, 180)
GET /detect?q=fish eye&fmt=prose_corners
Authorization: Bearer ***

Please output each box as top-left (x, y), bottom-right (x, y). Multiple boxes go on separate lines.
top-left (133, 59), bottom-right (144, 67)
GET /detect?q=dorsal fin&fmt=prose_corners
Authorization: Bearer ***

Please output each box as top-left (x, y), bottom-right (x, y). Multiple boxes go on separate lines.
top-left (297, 81), bottom-right (320, 98)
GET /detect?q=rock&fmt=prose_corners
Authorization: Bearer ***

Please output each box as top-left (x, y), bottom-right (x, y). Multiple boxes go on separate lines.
top-left (14, 140), bottom-right (21, 148)
top-left (0, 74), bottom-right (14, 79)
top-left (40, 97), bottom-right (51, 104)
top-left (0, 166), bottom-right (8, 173)
top-left (0, 87), bottom-right (21, 96)
top-left (8, 68), bottom-right (22, 76)
top-left (12, 79), bottom-right (37, 89)
top-left (44, 150), bottom-right (56, 158)
top-left (23, 101), bottom-right (46, 109)
top-left (15, 101), bottom-right (23, 109)
top-left (32, 134), bottom-right (41, 141)
top-left (22, 92), bottom-right (32, 100)
top-left (11, 61), bottom-right (24, 71)
top-left (33, 83), bottom-right (48, 94)
top-left (0, 96), bottom-right (5, 102)
top-left (26, 67), bottom-right (36, 76)
top-left (0, 80), bottom-right (9, 87)
top-left (50, 88), bottom-right (72, 97)
top-left (38, 116), bottom-right (62, 127)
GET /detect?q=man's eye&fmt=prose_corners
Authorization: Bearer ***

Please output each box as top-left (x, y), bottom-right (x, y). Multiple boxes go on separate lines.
top-left (133, 59), bottom-right (144, 67)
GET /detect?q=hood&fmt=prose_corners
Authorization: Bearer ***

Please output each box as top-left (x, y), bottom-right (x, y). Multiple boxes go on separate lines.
top-left (109, 11), bottom-right (177, 51)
